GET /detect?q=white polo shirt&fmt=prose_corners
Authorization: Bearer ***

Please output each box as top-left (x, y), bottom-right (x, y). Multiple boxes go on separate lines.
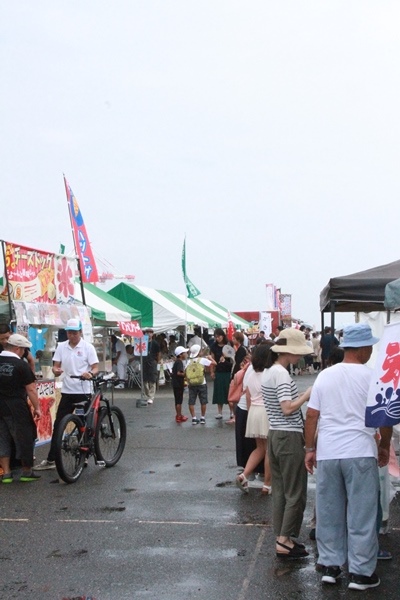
top-left (53, 338), bottom-right (98, 394)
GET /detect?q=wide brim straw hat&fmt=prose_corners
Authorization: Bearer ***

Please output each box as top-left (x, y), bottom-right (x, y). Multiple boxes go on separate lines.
top-left (270, 328), bottom-right (313, 355)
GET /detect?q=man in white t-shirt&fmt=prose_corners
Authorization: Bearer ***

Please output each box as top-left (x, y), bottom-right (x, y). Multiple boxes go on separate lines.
top-left (35, 319), bottom-right (99, 470)
top-left (304, 323), bottom-right (392, 590)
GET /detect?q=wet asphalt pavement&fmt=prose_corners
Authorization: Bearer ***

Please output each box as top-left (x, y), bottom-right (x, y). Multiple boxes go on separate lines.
top-left (1, 373), bottom-right (400, 599)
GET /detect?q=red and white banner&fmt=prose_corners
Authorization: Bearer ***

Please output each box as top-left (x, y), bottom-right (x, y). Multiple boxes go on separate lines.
top-left (227, 311), bottom-right (235, 340)
top-left (64, 176), bottom-right (99, 283)
top-left (366, 322), bottom-right (400, 427)
top-left (118, 320), bottom-right (143, 337)
top-left (1, 242), bottom-right (76, 304)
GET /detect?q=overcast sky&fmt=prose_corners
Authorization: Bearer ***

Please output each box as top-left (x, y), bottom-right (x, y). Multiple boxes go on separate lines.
top-left (2, 1), bottom-right (400, 329)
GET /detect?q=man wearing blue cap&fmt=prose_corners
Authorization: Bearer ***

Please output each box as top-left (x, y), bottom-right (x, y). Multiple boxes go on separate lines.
top-left (304, 323), bottom-right (392, 590)
top-left (35, 318), bottom-right (98, 470)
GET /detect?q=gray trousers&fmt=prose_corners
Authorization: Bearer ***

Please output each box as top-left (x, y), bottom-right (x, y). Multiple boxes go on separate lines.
top-left (144, 381), bottom-right (156, 401)
top-left (316, 457), bottom-right (379, 576)
top-left (268, 430), bottom-right (307, 537)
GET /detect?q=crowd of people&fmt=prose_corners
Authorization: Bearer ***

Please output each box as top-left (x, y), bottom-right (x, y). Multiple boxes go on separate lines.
top-left (0, 318), bottom-right (396, 590)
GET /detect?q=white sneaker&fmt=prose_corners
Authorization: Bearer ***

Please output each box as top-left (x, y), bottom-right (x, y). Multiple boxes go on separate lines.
top-left (35, 460), bottom-right (56, 470)
top-left (114, 383), bottom-right (124, 389)
top-left (215, 414), bottom-right (223, 420)
top-left (147, 399), bottom-right (153, 404)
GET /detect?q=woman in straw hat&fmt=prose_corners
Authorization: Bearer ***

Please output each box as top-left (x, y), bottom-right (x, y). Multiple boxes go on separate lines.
top-left (261, 328), bottom-right (313, 558)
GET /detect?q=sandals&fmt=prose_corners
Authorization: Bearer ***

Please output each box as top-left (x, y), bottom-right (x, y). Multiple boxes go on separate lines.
top-left (235, 474), bottom-right (249, 493)
top-left (261, 485), bottom-right (272, 495)
top-left (1, 473), bottom-right (13, 484)
top-left (276, 541), bottom-right (309, 558)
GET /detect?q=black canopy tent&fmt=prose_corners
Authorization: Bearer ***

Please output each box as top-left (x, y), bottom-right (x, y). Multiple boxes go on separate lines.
top-left (319, 259), bottom-right (400, 332)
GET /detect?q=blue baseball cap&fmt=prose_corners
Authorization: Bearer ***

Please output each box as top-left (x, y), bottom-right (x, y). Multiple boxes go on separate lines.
top-left (65, 318), bottom-right (82, 331)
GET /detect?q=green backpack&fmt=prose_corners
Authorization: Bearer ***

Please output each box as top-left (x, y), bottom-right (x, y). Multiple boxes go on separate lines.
top-left (185, 359), bottom-right (205, 386)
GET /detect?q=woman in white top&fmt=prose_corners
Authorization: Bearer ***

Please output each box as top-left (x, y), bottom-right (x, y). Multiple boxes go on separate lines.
top-left (236, 344), bottom-right (272, 494)
top-left (261, 328), bottom-right (312, 559)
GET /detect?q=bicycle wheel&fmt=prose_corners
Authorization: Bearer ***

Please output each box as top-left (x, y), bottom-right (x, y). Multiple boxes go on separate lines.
top-left (55, 414), bottom-right (86, 483)
top-left (94, 406), bottom-right (126, 467)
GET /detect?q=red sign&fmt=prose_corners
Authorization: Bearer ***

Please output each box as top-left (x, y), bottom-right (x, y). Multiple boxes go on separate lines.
top-left (2, 242), bottom-right (76, 303)
top-left (118, 321), bottom-right (143, 337)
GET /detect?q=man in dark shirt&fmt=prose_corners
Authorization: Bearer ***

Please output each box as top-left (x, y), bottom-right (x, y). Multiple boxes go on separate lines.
top-left (142, 329), bottom-right (160, 405)
top-left (0, 334), bottom-right (41, 482)
top-left (320, 326), bottom-right (340, 370)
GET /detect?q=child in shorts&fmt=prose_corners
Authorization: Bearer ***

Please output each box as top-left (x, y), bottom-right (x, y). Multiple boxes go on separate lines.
top-left (172, 346), bottom-right (189, 423)
top-left (186, 344), bottom-right (217, 425)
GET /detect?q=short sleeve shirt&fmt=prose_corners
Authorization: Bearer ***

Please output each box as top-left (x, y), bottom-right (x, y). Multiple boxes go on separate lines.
top-left (53, 339), bottom-right (98, 394)
top-left (261, 363), bottom-right (303, 431)
top-left (0, 351), bottom-right (36, 416)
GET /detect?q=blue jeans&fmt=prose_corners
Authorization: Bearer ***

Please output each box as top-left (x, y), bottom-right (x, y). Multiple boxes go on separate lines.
top-left (316, 457), bottom-right (379, 576)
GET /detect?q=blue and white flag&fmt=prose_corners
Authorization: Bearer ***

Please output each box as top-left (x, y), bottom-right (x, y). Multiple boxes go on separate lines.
top-left (366, 322), bottom-right (400, 427)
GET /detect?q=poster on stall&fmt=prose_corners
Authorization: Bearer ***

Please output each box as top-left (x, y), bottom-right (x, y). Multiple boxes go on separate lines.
top-left (34, 380), bottom-right (60, 446)
top-left (134, 335), bottom-right (148, 356)
top-left (1, 242), bottom-right (77, 304)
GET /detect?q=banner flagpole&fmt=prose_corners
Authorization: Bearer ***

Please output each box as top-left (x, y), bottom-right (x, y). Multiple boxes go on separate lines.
top-left (64, 179), bottom-right (86, 306)
top-left (182, 236), bottom-right (201, 344)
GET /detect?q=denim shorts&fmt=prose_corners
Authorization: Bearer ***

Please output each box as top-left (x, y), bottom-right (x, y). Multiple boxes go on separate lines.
top-left (188, 384), bottom-right (208, 406)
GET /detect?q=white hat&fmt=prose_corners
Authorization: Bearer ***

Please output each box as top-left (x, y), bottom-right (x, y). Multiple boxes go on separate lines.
top-left (175, 346), bottom-right (189, 357)
top-left (271, 328), bottom-right (313, 355)
top-left (189, 344), bottom-right (201, 358)
top-left (65, 318), bottom-right (82, 331)
top-left (8, 333), bottom-right (32, 348)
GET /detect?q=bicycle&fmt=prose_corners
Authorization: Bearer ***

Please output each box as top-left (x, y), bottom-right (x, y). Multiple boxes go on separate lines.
top-left (54, 374), bottom-right (127, 484)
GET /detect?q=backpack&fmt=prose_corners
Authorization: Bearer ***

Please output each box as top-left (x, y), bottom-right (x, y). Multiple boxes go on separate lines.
top-left (185, 359), bottom-right (205, 386)
top-left (228, 363), bottom-right (249, 403)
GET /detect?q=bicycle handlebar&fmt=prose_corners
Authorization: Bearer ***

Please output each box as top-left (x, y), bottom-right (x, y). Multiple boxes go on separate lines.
top-left (69, 374), bottom-right (125, 385)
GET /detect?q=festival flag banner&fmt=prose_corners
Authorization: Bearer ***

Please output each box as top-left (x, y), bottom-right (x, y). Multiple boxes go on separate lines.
top-left (280, 293), bottom-right (292, 320)
top-left (227, 311), bottom-right (235, 340)
top-left (265, 284), bottom-right (276, 311)
top-left (118, 320), bottom-right (143, 337)
top-left (2, 242), bottom-right (76, 304)
top-left (182, 237), bottom-right (201, 298)
top-left (259, 311), bottom-right (272, 336)
top-left (366, 322), bottom-right (400, 427)
top-left (64, 175), bottom-right (99, 283)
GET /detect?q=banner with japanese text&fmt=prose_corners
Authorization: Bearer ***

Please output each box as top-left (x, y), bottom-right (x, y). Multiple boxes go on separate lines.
top-left (118, 321), bottom-right (143, 337)
top-left (134, 335), bottom-right (148, 356)
top-left (1, 241), bottom-right (76, 304)
top-left (259, 311), bottom-right (272, 336)
top-left (64, 175), bottom-right (99, 283)
top-left (280, 294), bottom-right (292, 320)
top-left (366, 322), bottom-right (400, 427)
top-left (265, 284), bottom-right (276, 311)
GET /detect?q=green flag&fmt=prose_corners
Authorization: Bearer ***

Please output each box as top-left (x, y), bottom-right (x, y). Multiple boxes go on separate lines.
top-left (182, 237), bottom-right (201, 299)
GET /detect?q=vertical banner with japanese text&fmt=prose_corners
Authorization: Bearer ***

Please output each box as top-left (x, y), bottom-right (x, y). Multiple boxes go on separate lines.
top-left (280, 294), bottom-right (292, 321)
top-left (64, 175), bottom-right (99, 283)
top-left (265, 283), bottom-right (276, 311)
top-left (366, 322), bottom-right (400, 427)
